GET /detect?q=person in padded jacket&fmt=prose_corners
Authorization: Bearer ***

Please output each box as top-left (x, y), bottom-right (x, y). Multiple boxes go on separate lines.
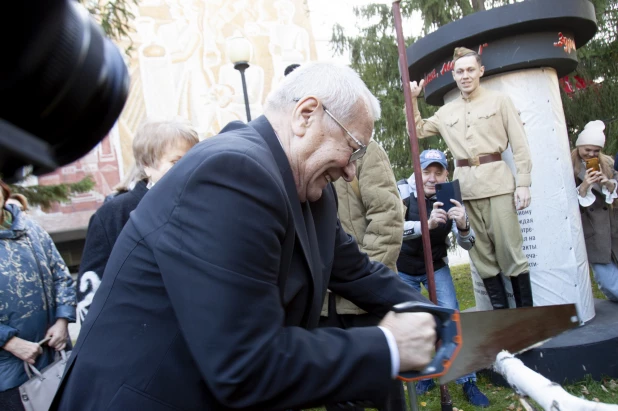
top-left (0, 179), bottom-right (76, 411)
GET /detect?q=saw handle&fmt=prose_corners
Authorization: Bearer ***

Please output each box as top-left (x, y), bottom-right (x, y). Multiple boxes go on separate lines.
top-left (392, 301), bottom-right (462, 382)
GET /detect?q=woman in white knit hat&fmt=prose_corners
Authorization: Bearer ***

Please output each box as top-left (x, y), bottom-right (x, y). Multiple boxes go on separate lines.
top-left (571, 120), bottom-right (618, 302)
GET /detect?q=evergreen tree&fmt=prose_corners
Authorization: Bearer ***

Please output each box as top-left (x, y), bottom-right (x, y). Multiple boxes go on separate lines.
top-left (562, 0), bottom-right (618, 154)
top-left (330, 0), bottom-right (507, 180)
top-left (330, 0), bottom-right (616, 178)
top-left (331, 3), bottom-right (442, 181)
top-left (11, 176), bottom-right (96, 210)
top-left (79, 0), bottom-right (139, 53)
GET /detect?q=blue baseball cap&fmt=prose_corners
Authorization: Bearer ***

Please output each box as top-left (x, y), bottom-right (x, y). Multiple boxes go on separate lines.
top-left (420, 149), bottom-right (448, 169)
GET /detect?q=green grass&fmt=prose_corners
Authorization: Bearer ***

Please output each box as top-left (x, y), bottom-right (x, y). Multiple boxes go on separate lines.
top-left (412, 374), bottom-right (617, 410)
top-left (309, 263), bottom-right (617, 410)
top-left (409, 263), bottom-right (615, 410)
top-left (307, 375), bottom-right (617, 411)
top-left (449, 264), bottom-right (478, 310)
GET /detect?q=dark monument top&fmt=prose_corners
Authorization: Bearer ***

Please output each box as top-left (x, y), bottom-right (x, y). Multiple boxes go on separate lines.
top-left (407, 0), bottom-right (598, 106)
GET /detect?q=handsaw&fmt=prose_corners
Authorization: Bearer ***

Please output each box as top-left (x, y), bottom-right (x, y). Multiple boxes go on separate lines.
top-left (393, 301), bottom-right (580, 384)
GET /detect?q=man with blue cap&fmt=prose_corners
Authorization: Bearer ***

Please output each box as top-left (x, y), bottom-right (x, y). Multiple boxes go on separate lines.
top-left (396, 149), bottom-right (490, 407)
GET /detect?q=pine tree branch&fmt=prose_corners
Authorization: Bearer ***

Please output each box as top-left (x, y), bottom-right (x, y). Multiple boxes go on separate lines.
top-left (10, 176), bottom-right (96, 209)
top-left (78, 0), bottom-right (138, 54)
top-left (329, 0), bottom-right (618, 176)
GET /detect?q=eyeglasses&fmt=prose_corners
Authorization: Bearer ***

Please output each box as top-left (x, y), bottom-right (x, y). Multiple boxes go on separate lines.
top-left (322, 105), bottom-right (367, 164)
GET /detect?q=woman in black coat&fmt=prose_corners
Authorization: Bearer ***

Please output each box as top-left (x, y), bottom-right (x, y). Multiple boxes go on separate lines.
top-left (76, 119), bottom-right (199, 321)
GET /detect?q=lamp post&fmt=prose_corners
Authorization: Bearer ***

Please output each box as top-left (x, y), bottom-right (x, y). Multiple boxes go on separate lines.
top-left (227, 34), bottom-right (252, 122)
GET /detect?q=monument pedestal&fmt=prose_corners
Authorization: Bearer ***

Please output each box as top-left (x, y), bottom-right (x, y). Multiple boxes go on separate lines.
top-left (406, 0), bottom-right (598, 320)
top-left (475, 300), bottom-right (618, 384)
top-left (405, 0), bottom-right (617, 384)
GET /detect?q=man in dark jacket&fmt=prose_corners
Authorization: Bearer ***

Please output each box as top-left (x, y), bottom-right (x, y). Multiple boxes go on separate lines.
top-left (396, 149), bottom-right (489, 407)
top-left (52, 63), bottom-right (437, 411)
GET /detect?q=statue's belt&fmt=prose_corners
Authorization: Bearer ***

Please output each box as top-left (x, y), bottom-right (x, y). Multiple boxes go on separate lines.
top-left (456, 152), bottom-right (502, 167)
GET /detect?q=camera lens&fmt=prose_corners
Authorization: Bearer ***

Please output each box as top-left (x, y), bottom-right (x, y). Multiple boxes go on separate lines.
top-left (0, 0), bottom-right (129, 179)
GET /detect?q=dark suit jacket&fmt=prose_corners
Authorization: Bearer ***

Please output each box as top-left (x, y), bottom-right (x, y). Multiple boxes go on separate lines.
top-left (52, 116), bottom-right (426, 411)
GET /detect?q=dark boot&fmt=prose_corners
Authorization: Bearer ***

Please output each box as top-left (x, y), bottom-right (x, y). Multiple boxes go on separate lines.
top-left (482, 275), bottom-right (509, 309)
top-left (511, 272), bottom-right (533, 307)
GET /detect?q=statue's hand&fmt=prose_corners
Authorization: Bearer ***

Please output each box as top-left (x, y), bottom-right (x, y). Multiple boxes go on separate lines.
top-left (515, 187), bottom-right (531, 210)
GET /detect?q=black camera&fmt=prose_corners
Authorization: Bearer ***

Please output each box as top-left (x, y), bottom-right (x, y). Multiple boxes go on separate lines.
top-left (0, 0), bottom-right (129, 182)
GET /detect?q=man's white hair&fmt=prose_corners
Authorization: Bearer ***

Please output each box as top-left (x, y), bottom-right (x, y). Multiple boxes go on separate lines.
top-left (265, 62), bottom-right (381, 124)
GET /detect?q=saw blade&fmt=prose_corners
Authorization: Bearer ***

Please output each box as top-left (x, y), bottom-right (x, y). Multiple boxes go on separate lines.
top-left (438, 304), bottom-right (579, 384)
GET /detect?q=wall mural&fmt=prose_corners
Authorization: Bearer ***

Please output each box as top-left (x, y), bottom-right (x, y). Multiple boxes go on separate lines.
top-left (30, 0), bottom-right (317, 241)
top-left (120, 0), bottom-right (315, 156)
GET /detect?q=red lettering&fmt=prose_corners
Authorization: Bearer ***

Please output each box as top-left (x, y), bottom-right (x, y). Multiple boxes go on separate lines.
top-left (427, 42), bottom-right (489, 87)
top-left (553, 32), bottom-right (576, 54)
top-left (440, 61), bottom-right (454, 76)
top-left (424, 69), bottom-right (438, 86)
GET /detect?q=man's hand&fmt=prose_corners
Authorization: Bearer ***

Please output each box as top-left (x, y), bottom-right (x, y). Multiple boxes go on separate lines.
top-left (3, 337), bottom-right (42, 364)
top-left (428, 202), bottom-right (447, 230)
top-left (515, 187), bottom-right (531, 210)
top-left (447, 200), bottom-right (468, 231)
top-left (379, 311), bottom-right (436, 372)
top-left (46, 318), bottom-right (69, 351)
top-left (409, 79), bottom-right (425, 98)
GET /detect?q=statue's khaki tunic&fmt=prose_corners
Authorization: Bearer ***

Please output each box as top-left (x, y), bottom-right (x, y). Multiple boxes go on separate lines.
top-left (412, 86), bottom-right (532, 277)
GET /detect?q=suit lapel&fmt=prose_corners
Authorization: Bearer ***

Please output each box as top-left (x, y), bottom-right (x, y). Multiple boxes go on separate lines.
top-left (248, 117), bottom-right (319, 283)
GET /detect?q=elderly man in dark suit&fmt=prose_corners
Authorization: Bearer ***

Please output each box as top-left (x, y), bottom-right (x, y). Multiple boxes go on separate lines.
top-left (52, 62), bottom-right (436, 411)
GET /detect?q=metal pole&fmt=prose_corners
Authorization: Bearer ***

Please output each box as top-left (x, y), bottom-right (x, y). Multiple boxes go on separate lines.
top-left (406, 382), bottom-right (420, 411)
top-left (391, 2), bottom-right (452, 411)
top-left (234, 62), bottom-right (252, 122)
top-left (390, 2), bottom-right (436, 304)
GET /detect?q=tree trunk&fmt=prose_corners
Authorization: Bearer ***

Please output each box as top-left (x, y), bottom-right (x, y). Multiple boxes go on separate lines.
top-left (471, 0), bottom-right (486, 11)
top-left (494, 352), bottom-right (618, 410)
top-left (457, 0), bottom-right (474, 16)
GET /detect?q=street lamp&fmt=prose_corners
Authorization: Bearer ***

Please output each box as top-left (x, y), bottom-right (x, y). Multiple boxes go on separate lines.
top-left (226, 33), bottom-right (253, 122)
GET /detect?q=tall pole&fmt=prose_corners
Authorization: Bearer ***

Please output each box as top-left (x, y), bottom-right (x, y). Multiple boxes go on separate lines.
top-left (234, 62), bottom-right (252, 122)
top-left (391, 2), bottom-right (452, 410)
top-left (390, 2), bottom-right (436, 304)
